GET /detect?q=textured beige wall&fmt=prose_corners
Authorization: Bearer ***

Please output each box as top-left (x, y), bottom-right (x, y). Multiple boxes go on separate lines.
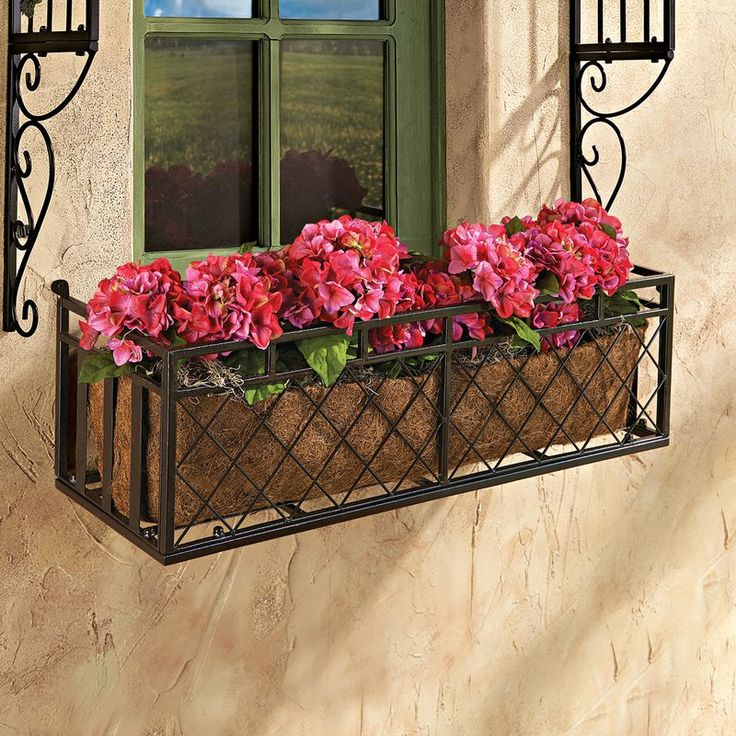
top-left (0, 2), bottom-right (735, 734)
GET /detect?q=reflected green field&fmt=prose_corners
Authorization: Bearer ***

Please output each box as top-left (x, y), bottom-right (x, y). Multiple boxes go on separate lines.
top-left (145, 40), bottom-right (384, 207)
top-left (281, 44), bottom-right (384, 207)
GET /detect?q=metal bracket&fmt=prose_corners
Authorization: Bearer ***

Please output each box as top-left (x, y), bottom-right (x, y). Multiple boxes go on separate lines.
top-left (570, 0), bottom-right (675, 208)
top-left (2, 0), bottom-right (98, 338)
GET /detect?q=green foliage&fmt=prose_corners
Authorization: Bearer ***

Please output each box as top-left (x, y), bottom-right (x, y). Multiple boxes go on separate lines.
top-left (600, 223), bottom-right (618, 239)
top-left (536, 271), bottom-right (561, 297)
top-left (499, 316), bottom-right (541, 353)
top-left (387, 353), bottom-right (439, 378)
top-left (225, 350), bottom-right (286, 406)
top-left (504, 216), bottom-right (525, 237)
top-left (78, 352), bottom-right (133, 384)
top-left (603, 289), bottom-right (646, 325)
top-left (298, 333), bottom-right (352, 387)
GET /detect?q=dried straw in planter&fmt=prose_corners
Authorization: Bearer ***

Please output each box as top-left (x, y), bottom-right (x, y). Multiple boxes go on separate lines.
top-left (88, 325), bottom-right (644, 528)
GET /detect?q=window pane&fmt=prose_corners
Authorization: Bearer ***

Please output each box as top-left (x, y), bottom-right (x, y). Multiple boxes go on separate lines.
top-left (280, 40), bottom-right (385, 244)
top-left (280, 0), bottom-right (381, 20)
top-left (144, 1), bottom-right (253, 18)
top-left (145, 38), bottom-right (257, 252)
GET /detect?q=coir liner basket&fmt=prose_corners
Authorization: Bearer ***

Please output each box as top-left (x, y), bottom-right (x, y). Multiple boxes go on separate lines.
top-left (88, 326), bottom-right (644, 527)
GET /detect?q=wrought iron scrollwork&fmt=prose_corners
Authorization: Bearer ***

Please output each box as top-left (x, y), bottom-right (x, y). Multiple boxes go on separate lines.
top-left (3, 0), bottom-right (98, 338)
top-left (7, 117), bottom-right (55, 337)
top-left (569, 0), bottom-right (676, 210)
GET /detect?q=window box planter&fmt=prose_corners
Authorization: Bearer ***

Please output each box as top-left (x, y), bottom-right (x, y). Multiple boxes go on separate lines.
top-left (53, 266), bottom-right (673, 565)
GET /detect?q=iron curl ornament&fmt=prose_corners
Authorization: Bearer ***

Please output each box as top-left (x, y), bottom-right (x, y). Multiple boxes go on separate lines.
top-left (569, 0), bottom-right (675, 210)
top-left (3, 0), bottom-right (99, 337)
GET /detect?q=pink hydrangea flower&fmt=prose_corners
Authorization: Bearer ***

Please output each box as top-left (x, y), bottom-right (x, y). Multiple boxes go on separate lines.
top-left (442, 223), bottom-right (538, 319)
top-left (174, 253), bottom-right (284, 353)
top-left (107, 338), bottom-right (144, 366)
top-left (79, 258), bottom-right (185, 365)
top-left (531, 302), bottom-right (583, 352)
top-left (530, 199), bottom-right (632, 298)
top-left (368, 261), bottom-right (493, 353)
top-left (282, 216), bottom-right (409, 335)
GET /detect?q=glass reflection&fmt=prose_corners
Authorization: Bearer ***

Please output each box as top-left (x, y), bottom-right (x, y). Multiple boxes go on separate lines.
top-left (280, 0), bottom-right (381, 20)
top-left (145, 38), bottom-right (258, 252)
top-left (144, 0), bottom-right (253, 18)
top-left (280, 39), bottom-right (385, 244)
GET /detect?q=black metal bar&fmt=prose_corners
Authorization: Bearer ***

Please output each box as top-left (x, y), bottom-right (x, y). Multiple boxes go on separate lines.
top-left (86, 0), bottom-right (99, 46)
top-left (75, 351), bottom-right (88, 494)
top-left (158, 355), bottom-right (178, 556)
top-left (10, 31), bottom-right (96, 55)
top-left (597, 0), bottom-right (604, 43)
top-left (664, 0), bottom-right (676, 52)
top-left (129, 380), bottom-right (144, 534)
top-left (101, 378), bottom-right (114, 514)
top-left (656, 281), bottom-right (674, 436)
top-left (574, 41), bottom-right (673, 61)
top-left (439, 317), bottom-right (453, 483)
top-left (620, 0), bottom-right (627, 41)
top-left (3, 32), bottom-right (18, 332)
top-left (570, 0), bottom-right (583, 202)
top-left (53, 280), bottom-right (70, 479)
top-left (644, 0), bottom-right (651, 41)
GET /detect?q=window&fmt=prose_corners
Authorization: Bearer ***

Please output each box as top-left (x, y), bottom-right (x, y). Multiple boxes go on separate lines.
top-left (135, 1), bottom-right (445, 265)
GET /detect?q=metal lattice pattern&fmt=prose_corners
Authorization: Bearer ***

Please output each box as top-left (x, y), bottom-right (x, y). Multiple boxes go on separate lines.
top-left (52, 267), bottom-right (674, 564)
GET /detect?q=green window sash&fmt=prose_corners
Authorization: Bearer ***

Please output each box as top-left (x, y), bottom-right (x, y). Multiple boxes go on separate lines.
top-left (133, 0), bottom-right (446, 271)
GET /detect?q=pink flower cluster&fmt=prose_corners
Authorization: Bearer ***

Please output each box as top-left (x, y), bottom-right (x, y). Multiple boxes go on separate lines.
top-left (520, 198), bottom-right (632, 302)
top-left (79, 258), bottom-right (184, 366)
top-left (173, 253), bottom-right (284, 351)
top-left (279, 216), bottom-right (409, 335)
top-left (531, 302), bottom-right (583, 352)
top-left (80, 201), bottom-right (632, 368)
top-left (368, 261), bottom-right (493, 354)
top-left (442, 223), bottom-right (539, 319)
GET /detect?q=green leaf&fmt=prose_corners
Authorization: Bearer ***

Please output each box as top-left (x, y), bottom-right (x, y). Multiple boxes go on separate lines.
top-left (78, 352), bottom-right (133, 384)
top-left (499, 316), bottom-right (541, 353)
top-left (603, 290), bottom-right (646, 326)
top-left (244, 381), bottom-right (285, 406)
top-left (617, 289), bottom-right (643, 308)
top-left (346, 336), bottom-right (360, 361)
top-left (298, 333), bottom-right (351, 387)
top-left (505, 216), bottom-right (525, 237)
top-left (601, 223), bottom-right (618, 239)
top-left (225, 350), bottom-right (285, 406)
top-left (536, 271), bottom-right (561, 297)
top-left (510, 335), bottom-right (531, 350)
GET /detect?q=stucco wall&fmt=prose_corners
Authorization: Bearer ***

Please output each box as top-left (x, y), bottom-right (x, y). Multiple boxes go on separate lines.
top-left (1, 2), bottom-right (735, 734)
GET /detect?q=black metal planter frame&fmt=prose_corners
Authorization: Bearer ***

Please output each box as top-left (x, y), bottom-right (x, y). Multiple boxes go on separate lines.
top-left (0, 1), bottom-right (678, 563)
top-left (53, 269), bottom-right (674, 564)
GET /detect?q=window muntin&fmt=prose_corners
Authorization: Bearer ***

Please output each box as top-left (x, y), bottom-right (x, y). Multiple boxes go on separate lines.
top-left (136, 1), bottom-right (444, 263)
top-left (280, 39), bottom-right (385, 243)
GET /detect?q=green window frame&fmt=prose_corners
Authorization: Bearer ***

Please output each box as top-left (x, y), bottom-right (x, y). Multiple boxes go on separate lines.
top-left (134, 0), bottom-right (446, 269)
